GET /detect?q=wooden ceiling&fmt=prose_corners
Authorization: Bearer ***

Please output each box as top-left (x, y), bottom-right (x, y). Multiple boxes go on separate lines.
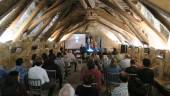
top-left (0, 0), bottom-right (170, 46)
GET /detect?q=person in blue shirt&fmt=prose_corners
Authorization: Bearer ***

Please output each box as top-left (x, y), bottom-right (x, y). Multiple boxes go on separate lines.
top-left (12, 58), bottom-right (26, 81)
top-left (0, 65), bottom-right (7, 78)
top-left (105, 58), bottom-right (122, 73)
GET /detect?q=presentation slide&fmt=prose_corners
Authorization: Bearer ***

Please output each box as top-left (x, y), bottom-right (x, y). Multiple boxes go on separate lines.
top-left (65, 34), bottom-right (86, 49)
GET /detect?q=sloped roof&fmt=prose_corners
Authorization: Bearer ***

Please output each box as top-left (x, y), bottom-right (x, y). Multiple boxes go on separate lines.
top-left (0, 0), bottom-right (170, 49)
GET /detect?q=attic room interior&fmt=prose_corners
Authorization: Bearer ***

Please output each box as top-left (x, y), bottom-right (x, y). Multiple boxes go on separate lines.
top-left (0, 0), bottom-right (170, 96)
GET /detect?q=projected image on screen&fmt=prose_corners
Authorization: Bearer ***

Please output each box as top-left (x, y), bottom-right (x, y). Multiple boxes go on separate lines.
top-left (65, 34), bottom-right (86, 49)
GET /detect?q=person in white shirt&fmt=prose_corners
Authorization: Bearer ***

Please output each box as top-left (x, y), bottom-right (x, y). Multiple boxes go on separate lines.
top-left (119, 54), bottom-right (131, 70)
top-left (28, 59), bottom-right (49, 85)
top-left (28, 57), bottom-right (55, 96)
top-left (67, 50), bottom-right (77, 72)
top-left (111, 72), bottom-right (129, 96)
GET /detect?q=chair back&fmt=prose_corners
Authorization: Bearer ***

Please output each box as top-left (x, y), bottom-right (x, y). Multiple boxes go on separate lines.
top-left (46, 70), bottom-right (56, 80)
top-left (104, 72), bottom-right (120, 96)
top-left (28, 79), bottom-right (41, 89)
top-left (104, 72), bottom-right (120, 85)
top-left (28, 79), bottom-right (49, 96)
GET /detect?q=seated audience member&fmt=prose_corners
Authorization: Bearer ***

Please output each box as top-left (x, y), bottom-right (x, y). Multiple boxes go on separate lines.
top-left (42, 59), bottom-right (63, 88)
top-left (125, 59), bottom-right (138, 74)
top-left (58, 83), bottom-right (75, 96)
top-left (90, 53), bottom-right (102, 71)
top-left (111, 72), bottom-right (129, 96)
top-left (0, 65), bottom-right (7, 78)
top-left (28, 58), bottom-right (55, 96)
top-left (128, 58), bottom-right (154, 96)
top-left (105, 58), bottom-right (121, 73)
top-left (81, 60), bottom-right (102, 91)
top-left (101, 55), bottom-right (110, 69)
top-left (48, 49), bottom-right (56, 60)
top-left (60, 47), bottom-right (65, 56)
top-left (67, 50), bottom-right (77, 72)
top-left (30, 54), bottom-right (37, 67)
top-left (55, 52), bottom-right (65, 77)
top-left (112, 48), bottom-right (118, 55)
top-left (42, 53), bottom-right (49, 65)
top-left (76, 75), bottom-right (99, 96)
top-left (119, 54), bottom-right (131, 70)
top-left (12, 58), bottom-right (26, 81)
top-left (138, 58), bottom-right (154, 85)
top-left (1, 71), bottom-right (27, 96)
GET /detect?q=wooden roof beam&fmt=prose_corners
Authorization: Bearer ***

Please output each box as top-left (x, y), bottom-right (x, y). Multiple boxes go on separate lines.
top-left (100, 0), bottom-right (140, 24)
top-left (13, 0), bottom-right (47, 41)
top-left (96, 17), bottom-right (132, 41)
top-left (141, 2), bottom-right (170, 33)
top-left (123, 0), bottom-right (167, 43)
top-left (42, 6), bottom-right (85, 39)
top-left (80, 0), bottom-right (88, 9)
top-left (141, 0), bottom-right (170, 16)
top-left (54, 21), bottom-right (88, 42)
top-left (95, 8), bottom-right (126, 31)
top-left (43, 0), bottom-right (65, 14)
top-left (119, 15), bottom-right (148, 43)
top-left (0, 0), bottom-right (30, 35)
top-left (32, 17), bottom-right (53, 41)
top-left (28, 0), bottom-right (72, 31)
top-left (0, 0), bottom-right (20, 17)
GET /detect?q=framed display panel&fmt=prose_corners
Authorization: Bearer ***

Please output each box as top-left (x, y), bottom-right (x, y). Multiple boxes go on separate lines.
top-left (120, 45), bottom-right (128, 53)
top-left (144, 48), bottom-right (150, 54)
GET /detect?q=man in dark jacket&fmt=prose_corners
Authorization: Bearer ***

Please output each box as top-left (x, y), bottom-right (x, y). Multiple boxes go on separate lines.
top-left (42, 58), bottom-right (63, 88)
top-left (128, 58), bottom-right (154, 96)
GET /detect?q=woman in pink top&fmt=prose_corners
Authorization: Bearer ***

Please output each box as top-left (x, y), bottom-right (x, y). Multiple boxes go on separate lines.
top-left (81, 60), bottom-right (103, 91)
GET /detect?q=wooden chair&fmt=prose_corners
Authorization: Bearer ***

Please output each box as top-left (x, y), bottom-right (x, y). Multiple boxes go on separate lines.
top-left (28, 79), bottom-right (48, 96)
top-left (46, 70), bottom-right (59, 83)
top-left (104, 72), bottom-right (121, 96)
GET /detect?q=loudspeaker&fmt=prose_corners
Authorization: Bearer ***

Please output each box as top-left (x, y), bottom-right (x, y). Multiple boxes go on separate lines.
top-left (121, 45), bottom-right (128, 53)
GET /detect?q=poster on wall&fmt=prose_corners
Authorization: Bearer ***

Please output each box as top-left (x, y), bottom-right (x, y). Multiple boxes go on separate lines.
top-left (65, 34), bottom-right (86, 49)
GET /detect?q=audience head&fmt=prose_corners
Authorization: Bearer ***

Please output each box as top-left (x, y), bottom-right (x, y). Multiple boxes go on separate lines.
top-left (47, 58), bottom-right (55, 65)
top-left (110, 58), bottom-right (116, 67)
top-left (130, 59), bottom-right (136, 66)
top-left (99, 54), bottom-right (103, 59)
top-left (58, 83), bottom-right (75, 96)
top-left (68, 50), bottom-right (72, 53)
top-left (142, 58), bottom-right (151, 67)
top-left (49, 49), bottom-right (53, 54)
top-left (83, 75), bottom-right (95, 85)
top-left (87, 60), bottom-right (95, 70)
top-left (16, 58), bottom-right (23, 66)
top-left (57, 52), bottom-right (62, 58)
top-left (125, 54), bottom-right (130, 58)
top-left (113, 48), bottom-right (118, 54)
top-left (113, 48), bottom-right (117, 51)
top-left (42, 53), bottom-right (48, 60)
top-left (34, 57), bottom-right (42, 66)
top-left (119, 72), bottom-right (128, 83)
top-left (31, 54), bottom-right (37, 60)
